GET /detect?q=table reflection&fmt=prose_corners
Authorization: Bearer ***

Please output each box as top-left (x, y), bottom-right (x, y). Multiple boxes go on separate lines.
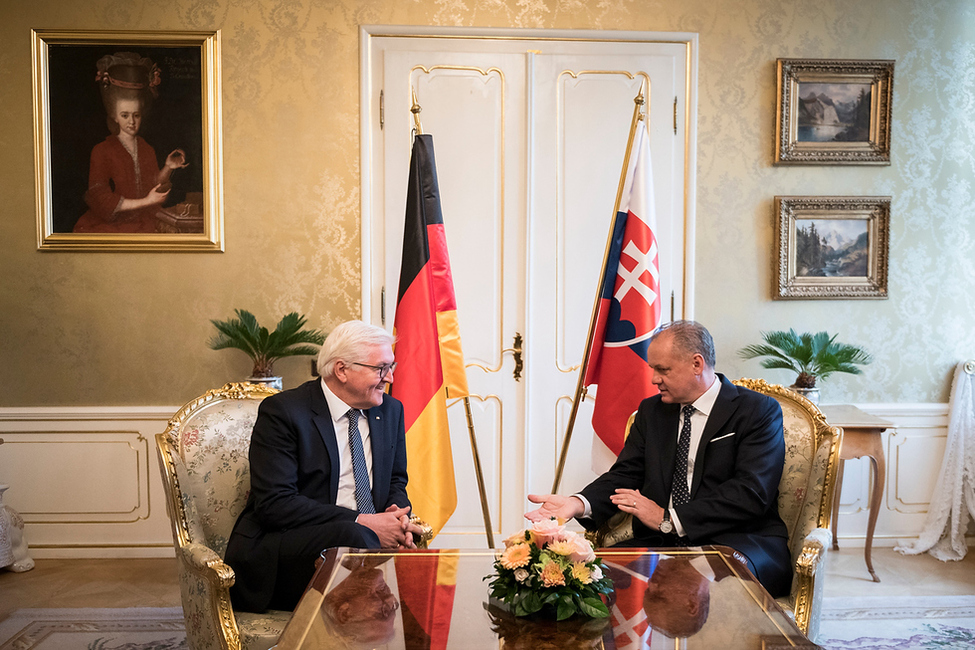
top-left (277, 547), bottom-right (809, 650)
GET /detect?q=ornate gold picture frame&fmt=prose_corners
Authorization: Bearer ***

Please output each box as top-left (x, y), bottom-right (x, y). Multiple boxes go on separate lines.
top-left (32, 30), bottom-right (223, 251)
top-left (774, 196), bottom-right (890, 300)
top-left (775, 58), bottom-right (893, 165)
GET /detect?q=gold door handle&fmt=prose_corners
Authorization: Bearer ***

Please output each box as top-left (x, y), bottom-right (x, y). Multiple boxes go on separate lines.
top-left (501, 332), bottom-right (524, 381)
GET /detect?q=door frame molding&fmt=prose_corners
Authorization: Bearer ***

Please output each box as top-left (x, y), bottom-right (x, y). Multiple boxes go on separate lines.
top-left (359, 25), bottom-right (699, 323)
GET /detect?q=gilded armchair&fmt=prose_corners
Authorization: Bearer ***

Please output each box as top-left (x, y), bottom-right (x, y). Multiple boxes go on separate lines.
top-left (156, 382), bottom-right (290, 650)
top-left (734, 378), bottom-right (842, 643)
top-left (587, 379), bottom-right (842, 642)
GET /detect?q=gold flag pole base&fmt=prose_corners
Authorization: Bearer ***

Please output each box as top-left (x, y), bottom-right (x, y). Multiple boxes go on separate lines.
top-left (463, 396), bottom-right (495, 548)
top-left (552, 83), bottom-right (649, 494)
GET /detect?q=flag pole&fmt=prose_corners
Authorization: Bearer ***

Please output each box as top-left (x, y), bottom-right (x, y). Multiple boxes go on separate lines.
top-left (552, 85), bottom-right (649, 493)
top-left (410, 88), bottom-right (495, 548)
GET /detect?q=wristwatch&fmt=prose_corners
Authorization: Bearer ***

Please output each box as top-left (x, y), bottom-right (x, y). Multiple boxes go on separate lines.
top-left (659, 508), bottom-right (674, 534)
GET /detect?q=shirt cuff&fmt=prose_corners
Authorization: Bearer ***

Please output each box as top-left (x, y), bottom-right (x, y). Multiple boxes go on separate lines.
top-left (671, 507), bottom-right (687, 537)
top-left (571, 494), bottom-right (592, 519)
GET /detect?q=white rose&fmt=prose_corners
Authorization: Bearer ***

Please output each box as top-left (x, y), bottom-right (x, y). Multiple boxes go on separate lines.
top-left (514, 568), bottom-right (530, 582)
top-left (589, 564), bottom-right (603, 581)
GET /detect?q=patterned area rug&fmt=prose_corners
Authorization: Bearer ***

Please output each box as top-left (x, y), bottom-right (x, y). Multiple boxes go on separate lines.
top-left (821, 596), bottom-right (975, 650)
top-left (0, 607), bottom-right (186, 650)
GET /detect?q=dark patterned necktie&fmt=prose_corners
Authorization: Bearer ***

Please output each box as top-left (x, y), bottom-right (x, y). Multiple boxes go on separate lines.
top-left (346, 408), bottom-right (375, 514)
top-left (672, 404), bottom-right (695, 506)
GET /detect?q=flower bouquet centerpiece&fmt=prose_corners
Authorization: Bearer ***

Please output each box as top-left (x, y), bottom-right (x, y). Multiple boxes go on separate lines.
top-left (486, 518), bottom-right (614, 620)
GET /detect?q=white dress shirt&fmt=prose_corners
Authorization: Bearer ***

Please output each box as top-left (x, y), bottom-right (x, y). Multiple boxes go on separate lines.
top-left (320, 378), bottom-right (374, 512)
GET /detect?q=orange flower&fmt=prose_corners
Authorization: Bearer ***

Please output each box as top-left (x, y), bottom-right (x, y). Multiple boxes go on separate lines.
top-left (503, 529), bottom-right (529, 548)
top-left (541, 560), bottom-right (566, 587)
top-left (500, 543), bottom-right (531, 569)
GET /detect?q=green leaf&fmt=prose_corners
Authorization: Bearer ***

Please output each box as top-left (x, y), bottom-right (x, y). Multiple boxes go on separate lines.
top-left (557, 595), bottom-right (576, 620)
top-left (208, 309), bottom-right (327, 376)
top-left (578, 596), bottom-right (610, 618)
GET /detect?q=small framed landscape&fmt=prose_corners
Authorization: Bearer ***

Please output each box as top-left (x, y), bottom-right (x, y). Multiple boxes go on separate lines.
top-left (775, 58), bottom-right (893, 165)
top-left (774, 196), bottom-right (890, 300)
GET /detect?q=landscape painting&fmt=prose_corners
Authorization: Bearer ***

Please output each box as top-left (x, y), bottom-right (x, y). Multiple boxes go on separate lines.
top-left (796, 83), bottom-right (871, 143)
top-left (775, 59), bottom-right (894, 165)
top-left (795, 218), bottom-right (868, 277)
top-left (774, 196), bottom-right (890, 300)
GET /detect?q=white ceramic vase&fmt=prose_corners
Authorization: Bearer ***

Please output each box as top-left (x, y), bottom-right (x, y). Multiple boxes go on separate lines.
top-left (789, 385), bottom-right (821, 405)
top-left (0, 484), bottom-right (35, 572)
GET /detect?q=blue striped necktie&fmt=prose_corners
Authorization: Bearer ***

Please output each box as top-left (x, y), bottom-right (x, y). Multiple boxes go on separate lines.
top-left (346, 408), bottom-right (376, 514)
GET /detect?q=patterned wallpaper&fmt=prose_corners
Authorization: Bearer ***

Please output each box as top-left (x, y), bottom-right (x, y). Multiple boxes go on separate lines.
top-left (0, 0), bottom-right (972, 405)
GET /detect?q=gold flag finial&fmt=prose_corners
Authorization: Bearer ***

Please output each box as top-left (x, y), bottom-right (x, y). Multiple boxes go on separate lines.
top-left (411, 86), bottom-right (423, 135)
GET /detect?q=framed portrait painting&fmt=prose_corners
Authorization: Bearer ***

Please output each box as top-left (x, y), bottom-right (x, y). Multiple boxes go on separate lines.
top-left (32, 30), bottom-right (224, 251)
top-left (774, 196), bottom-right (890, 300)
top-left (775, 58), bottom-right (893, 165)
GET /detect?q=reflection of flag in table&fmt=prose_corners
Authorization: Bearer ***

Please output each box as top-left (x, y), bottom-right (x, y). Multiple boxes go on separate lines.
top-left (394, 550), bottom-right (458, 649)
top-left (603, 554), bottom-right (659, 649)
top-left (584, 124), bottom-right (662, 472)
top-left (391, 134), bottom-right (469, 535)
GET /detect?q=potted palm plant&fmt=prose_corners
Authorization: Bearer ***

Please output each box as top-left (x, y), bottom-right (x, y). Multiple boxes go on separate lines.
top-left (737, 329), bottom-right (872, 403)
top-left (209, 309), bottom-right (326, 390)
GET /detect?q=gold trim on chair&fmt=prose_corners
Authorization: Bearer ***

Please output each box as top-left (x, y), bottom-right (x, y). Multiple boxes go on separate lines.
top-left (733, 378), bottom-right (843, 641)
top-left (156, 381), bottom-right (280, 650)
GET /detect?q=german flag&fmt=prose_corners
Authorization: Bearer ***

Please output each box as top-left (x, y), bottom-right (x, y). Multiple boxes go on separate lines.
top-left (394, 550), bottom-right (459, 649)
top-left (391, 134), bottom-right (468, 536)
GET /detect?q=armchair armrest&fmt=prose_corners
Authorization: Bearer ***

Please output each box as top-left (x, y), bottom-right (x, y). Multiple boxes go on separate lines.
top-left (175, 542), bottom-right (241, 650)
top-left (410, 515), bottom-right (434, 549)
top-left (796, 527), bottom-right (830, 577)
top-left (179, 541), bottom-right (236, 589)
top-left (791, 527), bottom-right (832, 643)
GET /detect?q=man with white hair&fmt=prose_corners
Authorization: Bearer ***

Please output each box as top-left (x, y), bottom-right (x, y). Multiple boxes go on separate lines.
top-left (227, 320), bottom-right (421, 613)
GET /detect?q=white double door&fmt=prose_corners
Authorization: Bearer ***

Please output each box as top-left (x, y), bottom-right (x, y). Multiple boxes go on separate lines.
top-left (362, 29), bottom-right (695, 547)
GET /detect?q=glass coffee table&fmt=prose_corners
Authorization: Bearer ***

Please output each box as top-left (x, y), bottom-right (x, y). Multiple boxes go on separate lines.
top-left (273, 546), bottom-right (815, 649)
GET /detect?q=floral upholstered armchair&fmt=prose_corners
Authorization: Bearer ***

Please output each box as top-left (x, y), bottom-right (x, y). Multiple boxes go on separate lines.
top-left (733, 378), bottom-right (842, 643)
top-left (587, 379), bottom-right (842, 643)
top-left (156, 382), bottom-right (289, 650)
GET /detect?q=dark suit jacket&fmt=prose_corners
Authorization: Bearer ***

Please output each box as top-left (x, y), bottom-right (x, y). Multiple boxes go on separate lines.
top-left (580, 374), bottom-right (791, 596)
top-left (225, 379), bottom-right (410, 611)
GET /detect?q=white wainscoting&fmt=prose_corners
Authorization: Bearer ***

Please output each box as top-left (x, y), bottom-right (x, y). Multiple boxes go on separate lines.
top-left (0, 406), bottom-right (179, 558)
top-left (0, 402), bottom-right (953, 557)
top-left (836, 403), bottom-right (950, 548)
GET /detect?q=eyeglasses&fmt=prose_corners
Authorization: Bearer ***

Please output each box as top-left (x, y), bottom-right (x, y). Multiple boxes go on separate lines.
top-left (351, 361), bottom-right (397, 381)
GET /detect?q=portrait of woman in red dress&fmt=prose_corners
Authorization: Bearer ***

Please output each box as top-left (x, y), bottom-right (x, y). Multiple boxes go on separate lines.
top-left (73, 52), bottom-right (189, 234)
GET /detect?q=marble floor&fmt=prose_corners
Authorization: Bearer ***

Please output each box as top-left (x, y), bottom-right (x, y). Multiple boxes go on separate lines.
top-left (825, 545), bottom-right (975, 599)
top-left (0, 546), bottom-right (973, 623)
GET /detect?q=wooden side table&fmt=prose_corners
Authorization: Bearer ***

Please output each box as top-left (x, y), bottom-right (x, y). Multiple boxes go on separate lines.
top-left (819, 404), bottom-right (892, 582)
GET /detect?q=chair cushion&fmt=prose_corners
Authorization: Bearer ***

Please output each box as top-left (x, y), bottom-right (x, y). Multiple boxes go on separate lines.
top-left (236, 610), bottom-right (292, 650)
top-left (178, 398), bottom-right (262, 557)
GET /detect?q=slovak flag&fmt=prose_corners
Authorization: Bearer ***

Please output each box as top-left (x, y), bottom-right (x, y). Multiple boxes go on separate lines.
top-left (584, 123), bottom-right (662, 472)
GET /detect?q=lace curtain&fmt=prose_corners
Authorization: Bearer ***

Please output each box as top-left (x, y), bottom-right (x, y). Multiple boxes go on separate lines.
top-left (896, 360), bottom-right (975, 561)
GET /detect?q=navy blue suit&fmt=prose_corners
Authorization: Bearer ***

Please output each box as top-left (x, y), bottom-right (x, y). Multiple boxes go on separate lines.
top-left (226, 379), bottom-right (410, 612)
top-left (580, 374), bottom-right (792, 597)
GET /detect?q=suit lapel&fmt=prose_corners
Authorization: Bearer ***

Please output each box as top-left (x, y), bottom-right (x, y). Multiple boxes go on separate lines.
top-left (690, 374), bottom-right (738, 495)
top-left (310, 381), bottom-right (341, 502)
top-left (655, 404), bottom-right (681, 496)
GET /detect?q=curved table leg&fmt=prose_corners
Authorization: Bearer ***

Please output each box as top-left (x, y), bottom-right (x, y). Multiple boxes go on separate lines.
top-left (831, 460), bottom-right (846, 551)
top-left (865, 448), bottom-right (885, 583)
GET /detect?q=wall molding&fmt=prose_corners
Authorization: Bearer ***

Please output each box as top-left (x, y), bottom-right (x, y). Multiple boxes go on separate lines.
top-left (0, 406), bottom-right (181, 422)
top-left (0, 401), bottom-right (953, 556)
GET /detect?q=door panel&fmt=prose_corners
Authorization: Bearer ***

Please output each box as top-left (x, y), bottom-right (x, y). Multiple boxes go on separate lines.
top-left (364, 31), bottom-right (694, 547)
top-left (381, 50), bottom-right (528, 545)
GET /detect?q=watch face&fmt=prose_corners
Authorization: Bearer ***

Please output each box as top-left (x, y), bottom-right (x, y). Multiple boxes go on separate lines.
top-left (660, 520), bottom-right (674, 534)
